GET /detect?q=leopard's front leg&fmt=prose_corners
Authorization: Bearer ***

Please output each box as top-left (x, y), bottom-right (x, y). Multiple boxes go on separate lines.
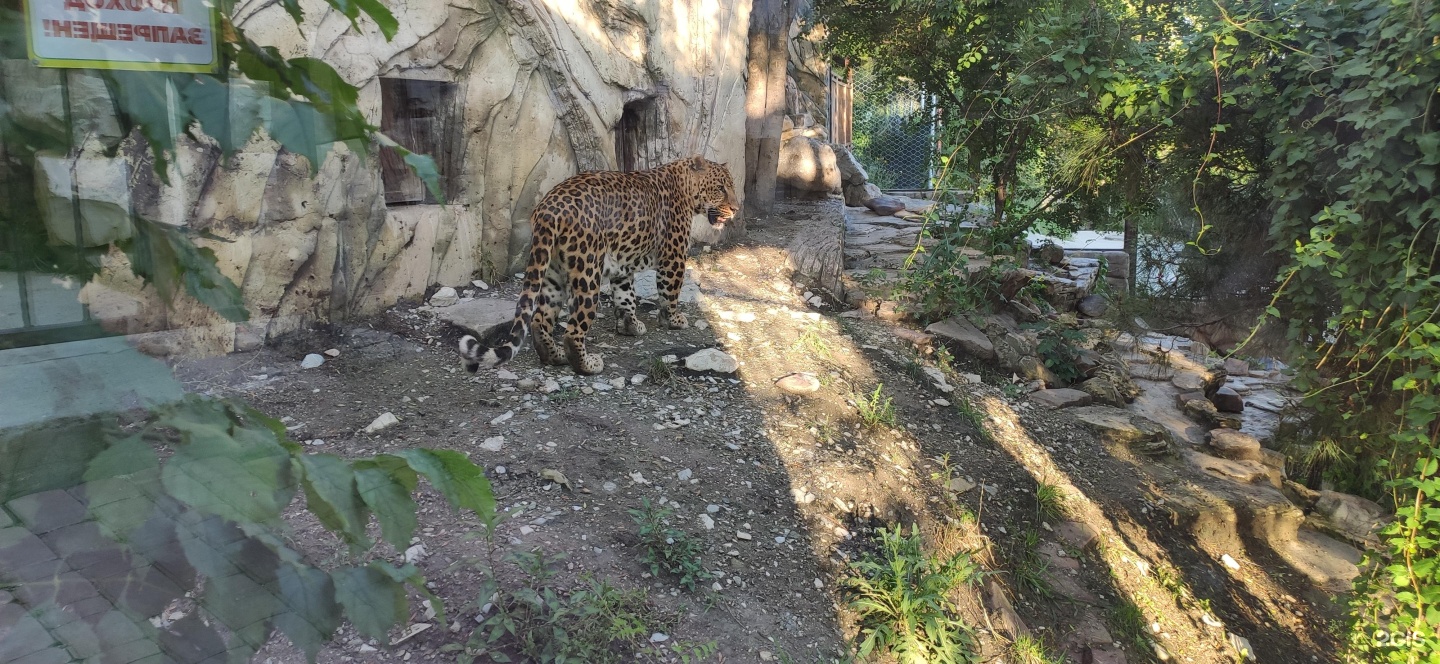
top-left (656, 258), bottom-right (689, 329)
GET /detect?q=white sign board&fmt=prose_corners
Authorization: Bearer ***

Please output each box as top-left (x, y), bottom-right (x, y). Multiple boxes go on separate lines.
top-left (25, 0), bottom-right (218, 72)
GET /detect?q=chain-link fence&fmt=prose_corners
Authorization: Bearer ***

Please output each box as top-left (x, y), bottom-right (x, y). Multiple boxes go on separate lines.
top-left (848, 65), bottom-right (937, 191)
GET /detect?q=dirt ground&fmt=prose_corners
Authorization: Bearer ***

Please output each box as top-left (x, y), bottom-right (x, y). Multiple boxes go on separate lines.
top-left (173, 203), bottom-right (1345, 663)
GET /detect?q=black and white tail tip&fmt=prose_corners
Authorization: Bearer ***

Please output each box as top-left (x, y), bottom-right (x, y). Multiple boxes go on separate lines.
top-left (457, 334), bottom-right (509, 373)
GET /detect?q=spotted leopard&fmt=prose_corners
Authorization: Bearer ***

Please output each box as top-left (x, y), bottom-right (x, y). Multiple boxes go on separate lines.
top-left (455, 156), bottom-right (739, 375)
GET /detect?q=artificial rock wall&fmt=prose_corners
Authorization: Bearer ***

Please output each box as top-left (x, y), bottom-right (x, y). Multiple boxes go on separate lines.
top-left (8, 0), bottom-right (751, 356)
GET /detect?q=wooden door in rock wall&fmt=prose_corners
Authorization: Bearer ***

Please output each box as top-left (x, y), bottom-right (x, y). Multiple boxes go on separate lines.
top-left (379, 78), bottom-right (457, 205)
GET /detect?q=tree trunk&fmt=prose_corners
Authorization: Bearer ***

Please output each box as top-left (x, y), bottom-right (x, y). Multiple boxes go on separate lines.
top-left (742, 0), bottom-right (792, 230)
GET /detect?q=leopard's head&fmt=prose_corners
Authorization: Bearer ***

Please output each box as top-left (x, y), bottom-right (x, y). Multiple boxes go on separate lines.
top-left (688, 156), bottom-right (739, 231)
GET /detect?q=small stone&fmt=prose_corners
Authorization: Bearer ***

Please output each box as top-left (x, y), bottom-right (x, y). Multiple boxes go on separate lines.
top-left (519, 525), bottom-right (534, 535)
top-left (1210, 386), bottom-right (1245, 413)
top-left (495, 466), bottom-right (506, 474)
top-left (699, 514), bottom-right (715, 529)
top-left (1078, 294), bottom-right (1108, 317)
top-left (602, 481), bottom-right (617, 492)
top-left (403, 544), bottom-right (427, 564)
top-left (1228, 632), bottom-right (1254, 660)
top-left (947, 477), bottom-right (976, 493)
top-left (632, 374), bottom-right (647, 385)
top-left (363, 412), bottom-right (399, 433)
top-left (359, 645), bottom-right (377, 653)
top-left (1027, 388), bottom-right (1093, 409)
top-left (472, 279), bottom-right (490, 290)
top-left (496, 369), bottom-right (520, 380)
top-left (707, 504), bottom-right (721, 513)
top-left (609, 377), bottom-right (627, 389)
top-left (677, 468), bottom-right (693, 481)
top-left (650, 633), bottom-right (669, 643)
top-left (323, 348), bottom-right (341, 358)
top-left (542, 379), bottom-right (561, 393)
top-left (933, 398), bottom-right (951, 406)
top-left (808, 295), bottom-right (824, 307)
top-left (517, 378), bottom-right (538, 389)
top-left (774, 536), bottom-right (786, 544)
top-left (429, 287), bottom-right (459, 307)
top-left (813, 578), bottom-right (823, 589)
top-left (480, 436), bottom-right (505, 452)
top-left (490, 411), bottom-right (514, 425)
top-left (301, 353), bottom-right (325, 369)
top-left (1221, 553), bottom-right (1241, 570)
top-left (685, 348), bottom-right (739, 373)
top-left (776, 373), bottom-right (821, 395)
top-left (736, 531), bottom-right (752, 541)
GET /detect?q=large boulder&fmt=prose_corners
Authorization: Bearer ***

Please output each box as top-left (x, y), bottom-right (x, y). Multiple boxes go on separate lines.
top-left (864, 196), bottom-right (907, 216)
top-left (843, 182), bottom-right (882, 207)
top-left (831, 144), bottom-right (870, 186)
top-left (1310, 491), bottom-right (1388, 546)
top-left (925, 316), bottom-right (996, 361)
top-left (777, 136), bottom-right (842, 195)
top-left (1208, 429), bottom-right (1262, 462)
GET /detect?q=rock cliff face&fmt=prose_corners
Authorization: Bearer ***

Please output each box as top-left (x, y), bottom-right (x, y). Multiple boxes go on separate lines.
top-left (10, 0), bottom-right (750, 356)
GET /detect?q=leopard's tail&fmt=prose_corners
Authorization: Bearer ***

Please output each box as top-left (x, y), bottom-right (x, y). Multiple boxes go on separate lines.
top-left (456, 218), bottom-right (554, 372)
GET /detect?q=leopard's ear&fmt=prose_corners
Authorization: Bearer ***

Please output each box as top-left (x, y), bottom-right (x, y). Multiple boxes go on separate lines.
top-left (689, 155), bottom-right (707, 171)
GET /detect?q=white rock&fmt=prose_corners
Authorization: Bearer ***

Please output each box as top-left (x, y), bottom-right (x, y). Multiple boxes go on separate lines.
top-left (306, 439), bottom-right (325, 446)
top-left (496, 369), bottom-right (520, 380)
top-left (362, 412), bottom-right (399, 433)
top-left (677, 468), bottom-right (693, 481)
top-left (736, 312), bottom-right (757, 323)
top-left (1221, 553), bottom-right (1241, 570)
top-left (699, 514), bottom-right (715, 530)
top-left (608, 377), bottom-right (627, 389)
top-left (694, 319), bottom-right (709, 330)
top-left (480, 436), bottom-right (505, 452)
top-left (736, 531), bottom-right (752, 541)
top-left (542, 379), bottom-right (561, 393)
top-left (685, 348), bottom-right (739, 373)
top-left (518, 378), bottom-right (538, 389)
top-left (592, 381), bottom-right (613, 392)
top-left (519, 525), bottom-right (534, 535)
top-left (630, 472), bottom-right (649, 484)
top-left (631, 374), bottom-right (647, 385)
top-left (649, 633), bottom-right (669, 643)
top-left (774, 536), bottom-right (786, 544)
top-left (323, 348), bottom-right (340, 358)
top-left (933, 398), bottom-right (951, 407)
top-left (808, 295), bottom-right (824, 307)
top-left (403, 544), bottom-right (427, 564)
top-left (301, 354), bottom-right (325, 369)
top-left (429, 287), bottom-right (460, 307)
top-left (813, 578), bottom-right (823, 589)
top-left (602, 481), bottom-right (618, 492)
top-left (707, 504), bottom-right (721, 513)
top-left (472, 279), bottom-right (490, 290)
top-left (490, 411), bottom-right (514, 425)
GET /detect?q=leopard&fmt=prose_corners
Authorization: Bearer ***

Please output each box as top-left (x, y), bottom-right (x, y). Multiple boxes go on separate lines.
top-left (454, 155), bottom-right (739, 376)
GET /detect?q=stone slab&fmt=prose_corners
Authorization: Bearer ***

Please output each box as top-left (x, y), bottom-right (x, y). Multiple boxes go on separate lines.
top-left (1027, 388), bottom-right (1093, 409)
top-left (434, 297), bottom-right (518, 332)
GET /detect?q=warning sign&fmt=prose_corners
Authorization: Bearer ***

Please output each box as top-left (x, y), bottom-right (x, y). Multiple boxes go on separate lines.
top-left (24, 0), bottom-right (218, 72)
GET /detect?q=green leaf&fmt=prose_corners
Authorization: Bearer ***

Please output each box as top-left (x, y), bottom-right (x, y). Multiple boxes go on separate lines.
top-left (120, 219), bottom-right (249, 323)
top-left (298, 453), bottom-right (370, 547)
top-left (276, 563), bottom-right (342, 662)
top-left (162, 400), bottom-right (289, 524)
top-left (258, 96), bottom-right (336, 175)
top-left (107, 71), bottom-right (183, 182)
top-left (181, 76), bottom-right (264, 156)
top-left (83, 435), bottom-right (161, 538)
top-left (350, 0), bottom-right (398, 40)
top-left (377, 134), bottom-right (445, 204)
top-left (398, 449), bottom-right (495, 525)
top-left (353, 456), bottom-right (419, 550)
top-left (333, 565), bottom-right (408, 641)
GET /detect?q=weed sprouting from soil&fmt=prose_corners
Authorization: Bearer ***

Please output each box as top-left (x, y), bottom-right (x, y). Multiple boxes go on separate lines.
top-left (1108, 599), bottom-right (1150, 649)
top-left (842, 525), bottom-right (980, 663)
top-left (856, 384), bottom-right (898, 428)
top-left (629, 498), bottom-right (711, 591)
top-left (462, 549), bottom-right (713, 663)
top-left (1010, 528), bottom-right (1052, 597)
top-left (1010, 635), bottom-right (1066, 664)
top-left (1035, 482), bottom-right (1066, 521)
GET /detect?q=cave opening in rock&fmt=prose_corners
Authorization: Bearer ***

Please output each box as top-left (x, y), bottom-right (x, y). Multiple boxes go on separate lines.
top-left (615, 98), bottom-right (660, 172)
